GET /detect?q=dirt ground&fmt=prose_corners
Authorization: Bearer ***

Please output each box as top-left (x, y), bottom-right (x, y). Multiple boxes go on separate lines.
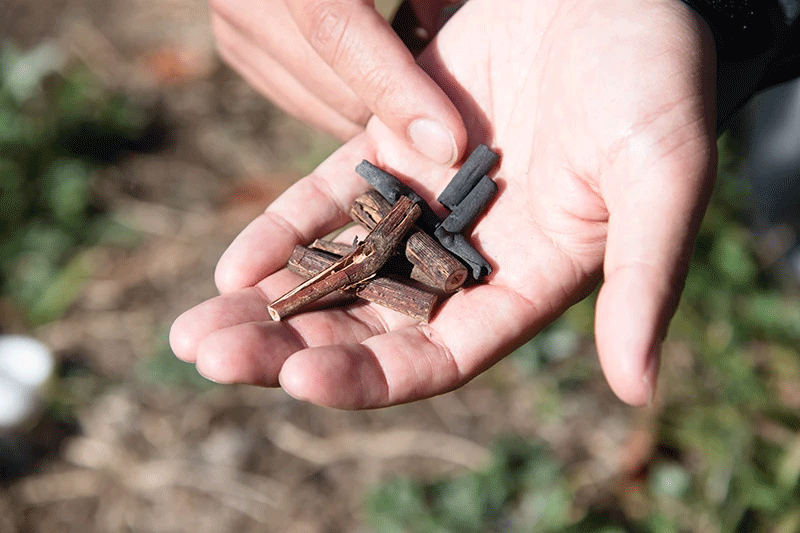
top-left (0, 1), bottom-right (651, 531)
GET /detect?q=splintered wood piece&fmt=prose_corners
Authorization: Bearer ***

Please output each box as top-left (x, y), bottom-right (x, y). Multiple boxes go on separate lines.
top-left (287, 246), bottom-right (439, 322)
top-left (310, 239), bottom-right (354, 256)
top-left (268, 196), bottom-right (421, 320)
top-left (349, 190), bottom-right (392, 229)
top-left (350, 191), bottom-right (467, 292)
top-left (437, 144), bottom-right (499, 210)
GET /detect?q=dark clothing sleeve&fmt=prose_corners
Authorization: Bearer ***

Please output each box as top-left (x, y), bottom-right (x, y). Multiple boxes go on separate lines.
top-left (679, 0), bottom-right (800, 131)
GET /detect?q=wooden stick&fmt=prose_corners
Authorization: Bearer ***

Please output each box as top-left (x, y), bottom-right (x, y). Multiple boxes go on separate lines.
top-left (349, 190), bottom-right (391, 229)
top-left (354, 161), bottom-right (440, 231)
top-left (350, 191), bottom-right (467, 292)
top-left (310, 239), bottom-right (354, 257)
top-left (405, 232), bottom-right (468, 292)
top-left (287, 246), bottom-right (439, 322)
top-left (268, 196), bottom-right (420, 320)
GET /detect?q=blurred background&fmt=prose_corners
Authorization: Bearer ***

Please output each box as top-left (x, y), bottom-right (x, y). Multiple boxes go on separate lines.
top-left (2, 0), bottom-right (800, 532)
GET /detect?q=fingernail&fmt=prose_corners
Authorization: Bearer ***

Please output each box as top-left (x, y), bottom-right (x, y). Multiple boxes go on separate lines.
top-left (642, 345), bottom-right (661, 407)
top-left (196, 369), bottom-right (223, 384)
top-left (409, 119), bottom-right (457, 165)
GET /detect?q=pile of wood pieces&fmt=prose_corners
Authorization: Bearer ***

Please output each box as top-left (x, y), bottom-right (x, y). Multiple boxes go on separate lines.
top-left (268, 145), bottom-right (500, 322)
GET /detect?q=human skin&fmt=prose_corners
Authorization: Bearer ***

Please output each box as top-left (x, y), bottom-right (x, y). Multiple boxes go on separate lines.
top-left (170, 0), bottom-right (718, 408)
top-left (208, 0), bottom-right (467, 163)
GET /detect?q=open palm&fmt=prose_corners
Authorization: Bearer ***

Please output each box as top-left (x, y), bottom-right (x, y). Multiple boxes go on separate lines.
top-left (170, 0), bottom-right (718, 407)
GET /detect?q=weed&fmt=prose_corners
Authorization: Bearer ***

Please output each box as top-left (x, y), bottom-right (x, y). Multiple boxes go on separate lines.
top-left (0, 41), bottom-right (150, 326)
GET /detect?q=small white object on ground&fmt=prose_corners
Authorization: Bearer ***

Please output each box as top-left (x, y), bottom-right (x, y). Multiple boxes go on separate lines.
top-left (0, 335), bottom-right (55, 431)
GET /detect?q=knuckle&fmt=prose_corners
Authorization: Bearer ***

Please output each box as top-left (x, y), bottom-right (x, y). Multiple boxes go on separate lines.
top-left (359, 63), bottom-right (400, 106)
top-left (302, 1), bottom-right (353, 60)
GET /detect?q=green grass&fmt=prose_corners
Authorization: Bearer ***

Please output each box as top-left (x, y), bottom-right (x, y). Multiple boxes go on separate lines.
top-left (0, 41), bottom-right (147, 326)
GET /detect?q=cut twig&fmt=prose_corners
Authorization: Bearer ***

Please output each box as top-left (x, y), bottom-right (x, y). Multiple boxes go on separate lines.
top-left (349, 189), bottom-right (392, 229)
top-left (434, 229), bottom-right (492, 280)
top-left (287, 246), bottom-right (439, 322)
top-left (268, 196), bottom-right (421, 320)
top-left (350, 191), bottom-right (468, 292)
top-left (405, 232), bottom-right (468, 292)
top-left (310, 239), bottom-right (354, 257)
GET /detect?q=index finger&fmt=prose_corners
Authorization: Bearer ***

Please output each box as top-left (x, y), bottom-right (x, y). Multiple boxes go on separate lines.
top-left (215, 136), bottom-right (374, 292)
top-left (284, 0), bottom-right (466, 165)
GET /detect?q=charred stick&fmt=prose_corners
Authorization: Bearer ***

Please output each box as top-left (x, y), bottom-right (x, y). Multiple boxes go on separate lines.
top-left (437, 144), bottom-right (499, 210)
top-left (350, 191), bottom-right (468, 292)
top-left (354, 159), bottom-right (494, 281)
top-left (355, 161), bottom-right (440, 231)
top-left (287, 246), bottom-right (439, 322)
top-left (439, 175), bottom-right (497, 234)
top-left (268, 196), bottom-right (420, 320)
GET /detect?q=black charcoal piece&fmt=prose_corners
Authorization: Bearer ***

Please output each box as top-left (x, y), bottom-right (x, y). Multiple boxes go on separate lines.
top-left (354, 159), bottom-right (494, 280)
top-left (440, 175), bottom-right (497, 234)
top-left (355, 160), bottom-right (440, 231)
top-left (434, 228), bottom-right (492, 280)
top-left (437, 144), bottom-right (499, 210)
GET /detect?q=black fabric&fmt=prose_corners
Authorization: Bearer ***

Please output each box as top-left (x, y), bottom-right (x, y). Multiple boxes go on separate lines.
top-left (679, 1), bottom-right (796, 61)
top-left (679, 0), bottom-right (800, 131)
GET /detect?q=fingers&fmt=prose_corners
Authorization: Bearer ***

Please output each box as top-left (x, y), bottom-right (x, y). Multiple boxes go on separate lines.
top-left (210, 13), bottom-right (364, 139)
top-left (285, 0), bottom-right (466, 165)
top-left (595, 138), bottom-right (716, 406)
top-left (214, 136), bottom-right (375, 292)
top-left (278, 284), bottom-right (531, 408)
top-left (172, 276), bottom-right (537, 408)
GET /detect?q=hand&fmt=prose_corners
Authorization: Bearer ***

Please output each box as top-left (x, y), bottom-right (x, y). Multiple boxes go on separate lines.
top-left (172, 0), bottom-right (718, 407)
top-left (209, 0), bottom-right (466, 164)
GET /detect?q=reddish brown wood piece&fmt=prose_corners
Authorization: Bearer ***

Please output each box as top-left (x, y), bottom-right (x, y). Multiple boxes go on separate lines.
top-left (350, 191), bottom-right (467, 293)
top-left (287, 246), bottom-right (439, 322)
top-left (268, 196), bottom-right (420, 320)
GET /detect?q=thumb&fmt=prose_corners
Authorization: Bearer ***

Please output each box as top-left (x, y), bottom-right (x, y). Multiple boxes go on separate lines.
top-left (595, 139), bottom-right (717, 406)
top-left (285, 0), bottom-right (466, 165)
